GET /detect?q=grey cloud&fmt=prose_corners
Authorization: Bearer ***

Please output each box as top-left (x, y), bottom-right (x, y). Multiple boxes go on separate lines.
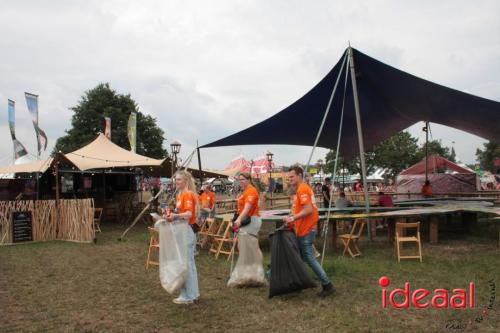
top-left (1, 0), bottom-right (499, 168)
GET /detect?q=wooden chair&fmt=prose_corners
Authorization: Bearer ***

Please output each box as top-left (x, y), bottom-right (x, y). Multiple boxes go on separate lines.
top-left (94, 208), bottom-right (103, 233)
top-left (395, 222), bottom-right (422, 262)
top-left (197, 217), bottom-right (214, 249)
top-left (145, 227), bottom-right (160, 270)
top-left (201, 217), bottom-right (222, 249)
top-left (209, 217), bottom-right (237, 260)
top-left (339, 218), bottom-right (366, 257)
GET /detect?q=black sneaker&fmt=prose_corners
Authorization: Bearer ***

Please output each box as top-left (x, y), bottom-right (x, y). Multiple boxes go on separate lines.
top-left (317, 283), bottom-right (336, 298)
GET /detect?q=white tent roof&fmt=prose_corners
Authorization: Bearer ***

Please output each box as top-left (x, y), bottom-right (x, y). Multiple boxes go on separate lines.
top-left (0, 158), bottom-right (54, 174)
top-left (63, 134), bottom-right (165, 171)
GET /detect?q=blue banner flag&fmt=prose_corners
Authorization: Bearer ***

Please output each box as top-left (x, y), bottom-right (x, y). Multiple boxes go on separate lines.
top-left (25, 92), bottom-right (48, 155)
top-left (7, 100), bottom-right (28, 159)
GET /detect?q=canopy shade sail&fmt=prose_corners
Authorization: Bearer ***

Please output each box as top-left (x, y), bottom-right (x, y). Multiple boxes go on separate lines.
top-left (201, 48), bottom-right (500, 160)
top-left (63, 133), bottom-right (165, 171)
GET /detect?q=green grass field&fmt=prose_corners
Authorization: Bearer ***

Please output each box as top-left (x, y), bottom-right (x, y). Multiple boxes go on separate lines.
top-left (1, 222), bottom-right (499, 332)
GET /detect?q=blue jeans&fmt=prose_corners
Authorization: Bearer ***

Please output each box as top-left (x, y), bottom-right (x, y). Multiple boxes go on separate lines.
top-left (199, 210), bottom-right (209, 223)
top-left (297, 229), bottom-right (331, 286)
top-left (179, 228), bottom-right (199, 300)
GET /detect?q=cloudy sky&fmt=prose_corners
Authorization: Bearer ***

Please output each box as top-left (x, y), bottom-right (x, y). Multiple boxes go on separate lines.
top-left (1, 0), bottom-right (499, 169)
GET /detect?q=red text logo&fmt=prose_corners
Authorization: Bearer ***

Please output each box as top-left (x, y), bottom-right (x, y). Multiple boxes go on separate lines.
top-left (379, 276), bottom-right (475, 309)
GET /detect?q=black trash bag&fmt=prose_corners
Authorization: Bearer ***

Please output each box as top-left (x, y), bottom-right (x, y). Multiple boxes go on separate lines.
top-left (268, 229), bottom-right (316, 298)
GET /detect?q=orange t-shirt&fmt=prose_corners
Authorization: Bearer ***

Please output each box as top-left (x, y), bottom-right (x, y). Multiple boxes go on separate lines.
top-left (176, 191), bottom-right (197, 225)
top-left (200, 192), bottom-right (215, 209)
top-left (209, 191), bottom-right (216, 209)
top-left (238, 185), bottom-right (260, 217)
top-left (293, 182), bottom-right (319, 237)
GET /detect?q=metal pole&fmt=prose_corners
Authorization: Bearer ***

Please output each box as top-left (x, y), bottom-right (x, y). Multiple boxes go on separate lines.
top-left (172, 153), bottom-right (177, 177)
top-left (170, 154), bottom-right (174, 178)
top-left (304, 53), bottom-right (348, 175)
top-left (196, 140), bottom-right (203, 186)
top-left (320, 53), bottom-right (351, 266)
top-left (55, 164), bottom-right (60, 205)
top-left (36, 172), bottom-right (39, 200)
top-left (55, 162), bottom-right (60, 234)
top-left (425, 121), bottom-right (429, 183)
top-left (348, 47), bottom-right (372, 240)
top-left (269, 161), bottom-right (273, 198)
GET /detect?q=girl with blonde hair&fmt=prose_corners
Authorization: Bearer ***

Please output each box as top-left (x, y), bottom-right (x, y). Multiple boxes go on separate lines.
top-left (164, 169), bottom-right (200, 304)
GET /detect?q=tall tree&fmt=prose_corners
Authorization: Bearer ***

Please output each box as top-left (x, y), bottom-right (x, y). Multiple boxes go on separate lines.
top-left (371, 131), bottom-right (420, 177)
top-left (450, 147), bottom-right (457, 162)
top-left (324, 149), bottom-right (376, 178)
top-left (476, 141), bottom-right (500, 172)
top-left (416, 139), bottom-right (455, 162)
top-left (53, 83), bottom-right (167, 158)
top-left (324, 131), bottom-right (420, 179)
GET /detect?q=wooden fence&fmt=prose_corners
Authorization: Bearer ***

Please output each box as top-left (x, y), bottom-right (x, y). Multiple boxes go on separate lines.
top-left (0, 199), bottom-right (94, 245)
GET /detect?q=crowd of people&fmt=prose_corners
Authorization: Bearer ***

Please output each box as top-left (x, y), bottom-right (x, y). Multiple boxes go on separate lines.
top-left (152, 168), bottom-right (440, 305)
top-left (153, 166), bottom-right (337, 305)
top-left (314, 178), bottom-right (398, 196)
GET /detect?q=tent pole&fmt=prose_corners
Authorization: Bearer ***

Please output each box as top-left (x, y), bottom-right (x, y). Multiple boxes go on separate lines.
top-left (320, 54), bottom-right (351, 266)
top-left (348, 47), bottom-right (372, 241)
top-left (342, 162), bottom-right (345, 189)
top-left (55, 162), bottom-right (60, 236)
top-left (425, 121), bottom-right (429, 183)
top-left (304, 52), bottom-right (348, 176)
top-left (36, 172), bottom-right (40, 200)
top-left (196, 140), bottom-right (203, 186)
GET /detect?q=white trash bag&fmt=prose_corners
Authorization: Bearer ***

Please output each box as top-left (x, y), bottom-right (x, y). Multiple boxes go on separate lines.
top-left (157, 221), bottom-right (189, 294)
top-left (227, 231), bottom-right (266, 287)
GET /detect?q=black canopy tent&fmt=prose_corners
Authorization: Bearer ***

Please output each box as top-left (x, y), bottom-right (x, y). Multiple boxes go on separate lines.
top-left (201, 48), bottom-right (499, 156)
top-left (200, 46), bottom-right (500, 250)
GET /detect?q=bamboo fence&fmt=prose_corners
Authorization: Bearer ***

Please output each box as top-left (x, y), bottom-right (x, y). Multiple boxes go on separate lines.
top-left (0, 199), bottom-right (95, 245)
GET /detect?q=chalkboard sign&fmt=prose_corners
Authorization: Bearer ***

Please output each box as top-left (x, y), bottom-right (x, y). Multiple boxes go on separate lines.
top-left (12, 211), bottom-right (33, 243)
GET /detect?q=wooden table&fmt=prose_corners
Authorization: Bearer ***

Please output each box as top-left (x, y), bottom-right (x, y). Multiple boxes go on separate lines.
top-left (259, 205), bottom-right (500, 248)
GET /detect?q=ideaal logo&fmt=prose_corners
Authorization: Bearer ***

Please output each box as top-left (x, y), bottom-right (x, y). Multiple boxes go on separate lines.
top-left (378, 276), bottom-right (474, 309)
top-left (378, 276), bottom-right (496, 330)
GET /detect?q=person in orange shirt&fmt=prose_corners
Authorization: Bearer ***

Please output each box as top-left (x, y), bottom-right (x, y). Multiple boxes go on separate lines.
top-left (199, 185), bottom-right (216, 222)
top-left (233, 172), bottom-right (260, 230)
top-left (165, 170), bottom-right (199, 304)
top-left (283, 166), bottom-right (335, 298)
top-left (421, 180), bottom-right (433, 198)
top-left (228, 172), bottom-right (265, 287)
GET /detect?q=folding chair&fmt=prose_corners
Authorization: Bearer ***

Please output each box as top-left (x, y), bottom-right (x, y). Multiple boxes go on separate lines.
top-left (145, 227), bottom-right (160, 270)
top-left (94, 208), bottom-right (103, 233)
top-left (201, 217), bottom-right (222, 249)
top-left (209, 217), bottom-right (237, 260)
top-left (197, 217), bottom-right (215, 249)
top-left (395, 222), bottom-right (422, 262)
top-left (339, 218), bottom-right (366, 257)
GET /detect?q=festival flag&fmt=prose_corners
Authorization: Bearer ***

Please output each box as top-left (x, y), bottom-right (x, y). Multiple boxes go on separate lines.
top-left (25, 92), bottom-right (48, 155)
top-left (104, 117), bottom-right (111, 139)
top-left (7, 100), bottom-right (29, 159)
top-left (127, 112), bottom-right (137, 152)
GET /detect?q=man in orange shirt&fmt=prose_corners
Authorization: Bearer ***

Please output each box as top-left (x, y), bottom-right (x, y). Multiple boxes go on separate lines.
top-left (283, 166), bottom-right (335, 297)
top-left (207, 185), bottom-right (216, 217)
top-left (199, 185), bottom-right (216, 222)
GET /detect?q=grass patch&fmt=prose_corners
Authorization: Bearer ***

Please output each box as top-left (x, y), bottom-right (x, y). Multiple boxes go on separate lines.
top-left (1, 222), bottom-right (499, 332)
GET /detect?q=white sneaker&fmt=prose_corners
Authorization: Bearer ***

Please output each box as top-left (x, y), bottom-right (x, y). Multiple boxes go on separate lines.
top-left (173, 297), bottom-right (194, 305)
